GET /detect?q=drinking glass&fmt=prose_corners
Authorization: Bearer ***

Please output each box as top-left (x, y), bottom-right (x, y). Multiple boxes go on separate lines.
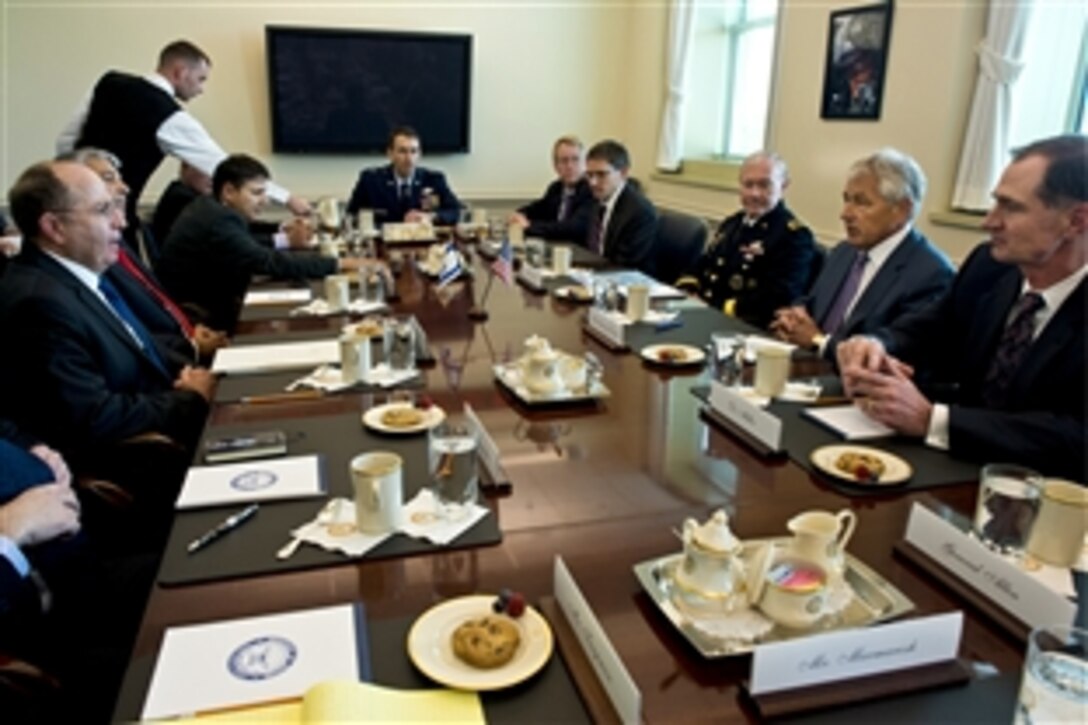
top-left (709, 333), bottom-right (744, 386)
top-left (359, 267), bottom-right (386, 304)
top-left (1014, 625), bottom-right (1087, 724)
top-left (972, 464), bottom-right (1043, 556)
top-left (383, 318), bottom-right (416, 372)
top-left (428, 423), bottom-right (479, 521)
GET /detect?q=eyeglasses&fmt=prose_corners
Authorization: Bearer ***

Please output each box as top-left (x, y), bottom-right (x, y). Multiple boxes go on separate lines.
top-left (585, 170), bottom-right (618, 181)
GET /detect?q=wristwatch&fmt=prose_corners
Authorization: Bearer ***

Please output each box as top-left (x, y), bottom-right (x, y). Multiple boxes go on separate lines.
top-left (810, 333), bottom-right (828, 352)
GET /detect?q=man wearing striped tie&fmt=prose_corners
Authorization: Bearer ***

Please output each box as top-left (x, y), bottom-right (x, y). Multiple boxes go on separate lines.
top-left (838, 135), bottom-right (1087, 480)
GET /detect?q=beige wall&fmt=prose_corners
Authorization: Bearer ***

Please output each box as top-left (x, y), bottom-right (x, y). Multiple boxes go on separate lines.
top-left (644, 0), bottom-right (989, 263)
top-left (1, 0), bottom-right (632, 205)
top-left (3, 0), bottom-right (989, 261)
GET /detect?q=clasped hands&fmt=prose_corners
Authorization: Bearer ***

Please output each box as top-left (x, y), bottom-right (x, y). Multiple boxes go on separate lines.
top-left (836, 337), bottom-right (932, 437)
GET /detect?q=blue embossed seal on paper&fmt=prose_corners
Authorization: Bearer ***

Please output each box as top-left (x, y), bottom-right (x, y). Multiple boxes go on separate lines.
top-left (230, 470), bottom-right (278, 492)
top-left (227, 636), bottom-right (297, 681)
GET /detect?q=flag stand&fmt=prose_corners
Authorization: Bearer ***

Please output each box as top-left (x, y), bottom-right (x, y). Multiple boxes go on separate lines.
top-left (468, 271), bottom-right (494, 321)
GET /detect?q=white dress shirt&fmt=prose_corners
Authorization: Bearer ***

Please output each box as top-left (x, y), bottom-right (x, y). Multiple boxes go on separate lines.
top-left (56, 72), bottom-right (290, 204)
top-left (598, 180), bottom-right (627, 244)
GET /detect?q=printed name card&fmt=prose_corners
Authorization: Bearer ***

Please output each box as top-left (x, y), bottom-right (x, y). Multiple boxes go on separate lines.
top-left (749, 611), bottom-right (963, 695)
top-left (707, 380), bottom-right (783, 452)
top-left (554, 557), bottom-right (641, 723)
top-left (463, 402), bottom-right (506, 485)
top-left (904, 503), bottom-right (1077, 629)
top-left (586, 307), bottom-right (626, 349)
top-left (517, 265), bottom-right (545, 290)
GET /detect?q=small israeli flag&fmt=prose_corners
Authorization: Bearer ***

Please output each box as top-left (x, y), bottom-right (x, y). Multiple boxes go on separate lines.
top-left (436, 242), bottom-right (463, 288)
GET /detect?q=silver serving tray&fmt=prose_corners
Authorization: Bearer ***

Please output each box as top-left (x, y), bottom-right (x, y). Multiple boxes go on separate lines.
top-left (633, 540), bottom-right (915, 658)
top-left (492, 359), bottom-right (610, 404)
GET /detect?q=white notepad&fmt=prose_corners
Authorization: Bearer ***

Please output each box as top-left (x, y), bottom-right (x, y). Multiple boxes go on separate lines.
top-left (244, 288), bottom-right (313, 306)
top-left (141, 604), bottom-right (359, 720)
top-left (212, 339), bottom-right (339, 375)
top-left (803, 404), bottom-right (896, 440)
top-left (176, 454), bottom-right (324, 509)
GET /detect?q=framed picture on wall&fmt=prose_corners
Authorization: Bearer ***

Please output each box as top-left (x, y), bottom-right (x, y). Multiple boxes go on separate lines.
top-left (821, 2), bottom-right (894, 120)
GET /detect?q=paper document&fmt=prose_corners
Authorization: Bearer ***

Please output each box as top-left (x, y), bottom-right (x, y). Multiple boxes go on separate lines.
top-left (244, 289), bottom-right (313, 306)
top-left (212, 340), bottom-right (339, 375)
top-left (182, 680), bottom-right (484, 723)
top-left (176, 455), bottom-right (324, 509)
top-left (803, 404), bottom-right (895, 440)
top-left (141, 604), bottom-right (361, 721)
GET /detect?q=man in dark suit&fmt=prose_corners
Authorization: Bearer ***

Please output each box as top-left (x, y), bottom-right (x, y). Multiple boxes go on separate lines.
top-left (345, 126), bottom-right (462, 226)
top-left (0, 161), bottom-right (214, 479)
top-left (771, 148), bottom-right (953, 358)
top-left (509, 135), bottom-right (594, 242)
top-left (584, 139), bottom-right (658, 275)
top-left (677, 152), bottom-right (816, 328)
top-left (158, 154), bottom-right (377, 332)
top-left (838, 135), bottom-right (1087, 480)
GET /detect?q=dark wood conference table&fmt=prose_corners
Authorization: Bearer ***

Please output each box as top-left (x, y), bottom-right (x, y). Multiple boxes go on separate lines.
top-left (119, 249), bottom-right (1025, 722)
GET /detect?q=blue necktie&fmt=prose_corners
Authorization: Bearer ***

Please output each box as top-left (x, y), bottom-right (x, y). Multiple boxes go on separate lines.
top-left (98, 276), bottom-right (170, 377)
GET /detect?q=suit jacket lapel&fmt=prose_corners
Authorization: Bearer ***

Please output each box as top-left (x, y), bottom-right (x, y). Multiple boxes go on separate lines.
top-left (842, 230), bottom-right (918, 330)
top-left (1007, 278), bottom-right (1083, 399)
top-left (965, 267), bottom-right (1022, 375)
top-left (810, 246), bottom-right (852, 323)
top-left (603, 187), bottom-right (628, 257)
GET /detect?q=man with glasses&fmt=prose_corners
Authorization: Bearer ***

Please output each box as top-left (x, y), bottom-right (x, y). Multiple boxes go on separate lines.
top-left (584, 139), bottom-right (658, 275)
top-left (509, 135), bottom-right (594, 242)
top-left (0, 161), bottom-right (214, 482)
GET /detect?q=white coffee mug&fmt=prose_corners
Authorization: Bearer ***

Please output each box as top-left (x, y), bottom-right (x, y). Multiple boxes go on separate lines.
top-left (1026, 479), bottom-right (1088, 566)
top-left (339, 334), bottom-right (371, 384)
top-left (357, 209), bottom-right (377, 235)
top-left (754, 346), bottom-right (791, 397)
top-left (626, 284), bottom-right (650, 321)
top-left (351, 451), bottom-right (404, 534)
top-left (324, 274), bottom-right (351, 310)
top-left (552, 245), bottom-right (573, 275)
top-left (508, 224), bottom-right (525, 246)
top-left (472, 208), bottom-right (488, 227)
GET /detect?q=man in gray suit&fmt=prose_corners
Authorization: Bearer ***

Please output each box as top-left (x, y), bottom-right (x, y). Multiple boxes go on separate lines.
top-left (770, 148), bottom-right (953, 359)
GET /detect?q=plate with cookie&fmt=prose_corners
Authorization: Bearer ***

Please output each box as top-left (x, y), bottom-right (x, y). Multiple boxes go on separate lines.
top-left (553, 285), bottom-right (594, 303)
top-left (341, 317), bottom-right (385, 339)
top-left (362, 401), bottom-right (446, 434)
top-left (640, 343), bottom-right (706, 367)
top-left (407, 594), bottom-right (554, 691)
top-left (809, 445), bottom-right (912, 486)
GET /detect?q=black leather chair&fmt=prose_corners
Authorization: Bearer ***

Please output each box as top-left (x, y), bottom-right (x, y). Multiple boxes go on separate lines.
top-left (654, 209), bottom-right (708, 284)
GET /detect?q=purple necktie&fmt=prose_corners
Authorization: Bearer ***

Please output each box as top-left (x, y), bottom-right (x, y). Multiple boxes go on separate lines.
top-left (981, 292), bottom-right (1045, 407)
top-left (821, 251), bottom-right (868, 335)
top-left (557, 188), bottom-right (574, 221)
top-left (587, 203), bottom-right (606, 254)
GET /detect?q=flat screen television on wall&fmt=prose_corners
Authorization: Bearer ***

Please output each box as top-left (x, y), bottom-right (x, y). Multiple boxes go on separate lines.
top-left (266, 26), bottom-right (472, 154)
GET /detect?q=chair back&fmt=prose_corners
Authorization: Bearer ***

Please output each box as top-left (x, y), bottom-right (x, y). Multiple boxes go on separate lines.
top-left (654, 209), bottom-right (708, 284)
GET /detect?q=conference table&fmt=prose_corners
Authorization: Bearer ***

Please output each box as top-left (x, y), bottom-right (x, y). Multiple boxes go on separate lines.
top-left (114, 244), bottom-right (1027, 722)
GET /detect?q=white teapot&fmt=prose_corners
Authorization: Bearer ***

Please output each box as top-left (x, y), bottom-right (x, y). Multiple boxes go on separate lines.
top-left (521, 336), bottom-right (565, 395)
top-left (675, 510), bottom-right (747, 606)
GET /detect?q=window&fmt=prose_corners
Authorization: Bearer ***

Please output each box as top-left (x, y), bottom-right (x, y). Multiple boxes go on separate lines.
top-left (1007, 3), bottom-right (1088, 150)
top-left (684, 0), bottom-right (780, 161)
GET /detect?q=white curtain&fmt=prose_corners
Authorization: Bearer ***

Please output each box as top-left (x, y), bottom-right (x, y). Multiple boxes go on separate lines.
top-left (655, 0), bottom-right (697, 171)
top-left (951, 1), bottom-right (1033, 210)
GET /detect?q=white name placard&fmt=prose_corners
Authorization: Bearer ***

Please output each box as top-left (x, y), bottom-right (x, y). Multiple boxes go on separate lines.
top-left (707, 380), bottom-right (782, 452)
top-left (586, 307), bottom-right (626, 348)
top-left (554, 557), bottom-right (641, 723)
top-left (517, 265), bottom-right (545, 290)
top-left (463, 402), bottom-right (506, 484)
top-left (750, 611), bottom-right (963, 695)
top-left (904, 503), bottom-right (1077, 629)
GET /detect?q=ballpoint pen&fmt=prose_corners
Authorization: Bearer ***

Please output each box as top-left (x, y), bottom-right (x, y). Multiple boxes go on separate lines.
top-left (187, 503), bottom-right (260, 554)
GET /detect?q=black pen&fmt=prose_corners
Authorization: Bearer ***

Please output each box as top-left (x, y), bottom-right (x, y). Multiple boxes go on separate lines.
top-left (187, 504), bottom-right (259, 554)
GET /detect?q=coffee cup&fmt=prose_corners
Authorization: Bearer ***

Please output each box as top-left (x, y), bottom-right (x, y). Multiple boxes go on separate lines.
top-left (357, 209), bottom-right (377, 235)
top-left (754, 346), bottom-right (790, 397)
top-left (339, 333), bottom-right (371, 384)
top-left (626, 284), bottom-right (650, 321)
top-left (552, 245), bottom-right (573, 275)
top-left (351, 451), bottom-right (404, 534)
top-left (1026, 479), bottom-right (1088, 566)
top-left (324, 274), bottom-right (351, 310)
top-left (508, 223), bottom-right (525, 246)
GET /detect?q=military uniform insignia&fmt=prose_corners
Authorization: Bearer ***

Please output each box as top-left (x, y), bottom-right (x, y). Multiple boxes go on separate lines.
top-left (787, 218), bottom-right (803, 231)
top-left (729, 274), bottom-right (744, 291)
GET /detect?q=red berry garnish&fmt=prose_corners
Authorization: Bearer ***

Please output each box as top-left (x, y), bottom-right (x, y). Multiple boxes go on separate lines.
top-left (854, 464), bottom-right (873, 481)
top-left (506, 592), bottom-right (526, 618)
top-left (416, 395), bottom-right (434, 410)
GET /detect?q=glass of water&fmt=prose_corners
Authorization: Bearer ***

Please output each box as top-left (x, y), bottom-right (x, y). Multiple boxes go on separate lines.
top-left (360, 267), bottom-right (386, 304)
top-left (972, 464), bottom-right (1043, 556)
top-left (428, 423), bottom-right (479, 521)
top-left (1014, 625), bottom-right (1087, 724)
top-left (383, 318), bottom-right (416, 372)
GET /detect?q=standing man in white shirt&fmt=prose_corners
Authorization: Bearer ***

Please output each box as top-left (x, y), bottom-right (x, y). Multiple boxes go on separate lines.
top-left (56, 40), bottom-right (311, 224)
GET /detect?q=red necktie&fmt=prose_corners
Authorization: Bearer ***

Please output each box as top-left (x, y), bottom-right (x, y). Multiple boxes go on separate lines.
top-left (115, 248), bottom-right (195, 337)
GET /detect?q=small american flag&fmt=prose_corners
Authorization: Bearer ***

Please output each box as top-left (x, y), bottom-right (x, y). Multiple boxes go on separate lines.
top-left (490, 238), bottom-right (514, 285)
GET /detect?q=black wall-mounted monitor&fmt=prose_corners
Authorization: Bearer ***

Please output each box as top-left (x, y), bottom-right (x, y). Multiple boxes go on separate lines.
top-left (266, 26), bottom-right (472, 154)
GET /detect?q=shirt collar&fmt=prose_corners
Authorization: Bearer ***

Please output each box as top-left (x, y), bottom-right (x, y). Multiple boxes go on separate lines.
top-left (42, 248), bottom-right (101, 291)
top-left (862, 224), bottom-right (911, 266)
top-left (602, 181), bottom-right (627, 215)
top-left (144, 72), bottom-right (176, 99)
top-left (1022, 263), bottom-right (1088, 312)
